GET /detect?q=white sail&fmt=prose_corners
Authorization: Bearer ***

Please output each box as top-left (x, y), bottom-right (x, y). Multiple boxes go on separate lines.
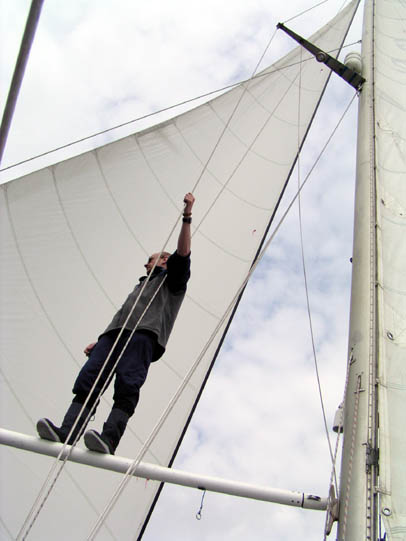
top-left (375, 0), bottom-right (406, 536)
top-left (0, 3), bottom-right (361, 540)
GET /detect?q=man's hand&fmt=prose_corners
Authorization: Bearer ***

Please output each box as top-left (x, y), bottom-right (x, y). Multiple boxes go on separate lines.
top-left (84, 342), bottom-right (96, 356)
top-left (183, 192), bottom-right (195, 215)
top-left (177, 193), bottom-right (195, 256)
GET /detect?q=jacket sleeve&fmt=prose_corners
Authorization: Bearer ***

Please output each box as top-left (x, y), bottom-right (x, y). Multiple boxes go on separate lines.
top-left (166, 251), bottom-right (191, 293)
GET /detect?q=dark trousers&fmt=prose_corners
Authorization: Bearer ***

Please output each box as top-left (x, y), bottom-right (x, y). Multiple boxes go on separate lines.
top-left (72, 329), bottom-right (154, 416)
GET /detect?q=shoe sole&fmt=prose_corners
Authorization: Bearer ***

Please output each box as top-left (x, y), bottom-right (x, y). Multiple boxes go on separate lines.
top-left (37, 419), bottom-right (61, 443)
top-left (84, 430), bottom-right (110, 454)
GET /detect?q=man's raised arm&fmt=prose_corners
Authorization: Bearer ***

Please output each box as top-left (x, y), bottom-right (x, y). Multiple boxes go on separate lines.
top-left (177, 192), bottom-right (195, 256)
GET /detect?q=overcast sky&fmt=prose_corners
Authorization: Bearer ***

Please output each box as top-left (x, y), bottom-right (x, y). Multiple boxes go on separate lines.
top-left (1, 1), bottom-right (364, 540)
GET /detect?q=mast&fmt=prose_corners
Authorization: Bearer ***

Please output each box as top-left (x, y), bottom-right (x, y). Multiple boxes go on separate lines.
top-left (338, 0), bottom-right (378, 538)
top-left (0, 0), bottom-right (44, 166)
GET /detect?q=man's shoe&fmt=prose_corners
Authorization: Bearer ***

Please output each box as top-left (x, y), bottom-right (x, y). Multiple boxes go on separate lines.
top-left (37, 418), bottom-right (63, 443)
top-left (37, 402), bottom-right (91, 445)
top-left (84, 430), bottom-right (113, 454)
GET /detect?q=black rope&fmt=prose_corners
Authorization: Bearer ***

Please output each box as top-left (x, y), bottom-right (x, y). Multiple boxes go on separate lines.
top-left (196, 490), bottom-right (206, 520)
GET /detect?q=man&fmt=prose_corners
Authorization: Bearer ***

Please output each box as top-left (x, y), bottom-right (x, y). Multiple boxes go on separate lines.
top-left (37, 192), bottom-right (195, 454)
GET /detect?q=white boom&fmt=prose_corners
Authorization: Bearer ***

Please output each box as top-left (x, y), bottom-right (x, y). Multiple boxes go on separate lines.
top-left (0, 427), bottom-right (327, 511)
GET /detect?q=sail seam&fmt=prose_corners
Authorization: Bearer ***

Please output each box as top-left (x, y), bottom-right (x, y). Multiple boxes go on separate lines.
top-left (94, 151), bottom-right (149, 256)
top-left (0, 514), bottom-right (15, 541)
top-left (172, 120), bottom-right (275, 210)
top-left (192, 68), bottom-right (302, 235)
top-left (1, 186), bottom-right (82, 369)
top-left (134, 129), bottom-right (251, 263)
top-left (50, 166), bottom-right (118, 309)
top-left (134, 133), bottom-right (181, 214)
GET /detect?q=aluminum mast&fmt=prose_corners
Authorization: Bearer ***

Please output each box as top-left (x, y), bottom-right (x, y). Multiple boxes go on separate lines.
top-left (338, 1), bottom-right (378, 538)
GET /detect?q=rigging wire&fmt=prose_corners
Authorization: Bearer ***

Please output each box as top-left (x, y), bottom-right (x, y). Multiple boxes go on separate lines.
top-left (0, 40), bottom-right (361, 178)
top-left (284, 0), bottom-right (330, 23)
top-left (295, 48), bottom-right (338, 488)
top-left (0, 515), bottom-right (14, 541)
top-left (86, 93), bottom-right (358, 540)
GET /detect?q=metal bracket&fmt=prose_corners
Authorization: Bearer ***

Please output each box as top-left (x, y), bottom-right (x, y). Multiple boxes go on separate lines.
top-left (277, 23), bottom-right (366, 91)
top-left (325, 484), bottom-right (339, 536)
top-left (365, 442), bottom-right (379, 473)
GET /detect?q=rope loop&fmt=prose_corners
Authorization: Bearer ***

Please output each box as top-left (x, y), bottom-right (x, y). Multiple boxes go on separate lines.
top-left (196, 490), bottom-right (206, 520)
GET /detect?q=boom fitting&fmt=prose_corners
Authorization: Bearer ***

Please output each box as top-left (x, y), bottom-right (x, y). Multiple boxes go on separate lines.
top-left (277, 23), bottom-right (365, 91)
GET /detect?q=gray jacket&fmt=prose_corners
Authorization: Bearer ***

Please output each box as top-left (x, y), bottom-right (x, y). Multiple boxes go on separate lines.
top-left (103, 251), bottom-right (190, 360)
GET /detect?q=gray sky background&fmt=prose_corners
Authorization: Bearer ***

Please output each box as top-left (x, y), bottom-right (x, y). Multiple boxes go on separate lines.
top-left (1, 1), bottom-right (364, 540)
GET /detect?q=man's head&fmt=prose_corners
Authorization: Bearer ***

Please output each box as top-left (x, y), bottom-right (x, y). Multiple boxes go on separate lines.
top-left (144, 252), bottom-right (171, 274)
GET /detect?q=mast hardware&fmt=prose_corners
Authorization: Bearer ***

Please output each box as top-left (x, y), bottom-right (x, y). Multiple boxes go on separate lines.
top-left (365, 442), bottom-right (379, 473)
top-left (333, 402), bottom-right (344, 433)
top-left (277, 23), bottom-right (366, 91)
top-left (325, 484), bottom-right (339, 536)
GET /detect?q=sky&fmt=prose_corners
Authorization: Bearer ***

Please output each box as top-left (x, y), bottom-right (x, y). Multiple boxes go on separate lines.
top-left (1, 1), bottom-right (365, 540)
